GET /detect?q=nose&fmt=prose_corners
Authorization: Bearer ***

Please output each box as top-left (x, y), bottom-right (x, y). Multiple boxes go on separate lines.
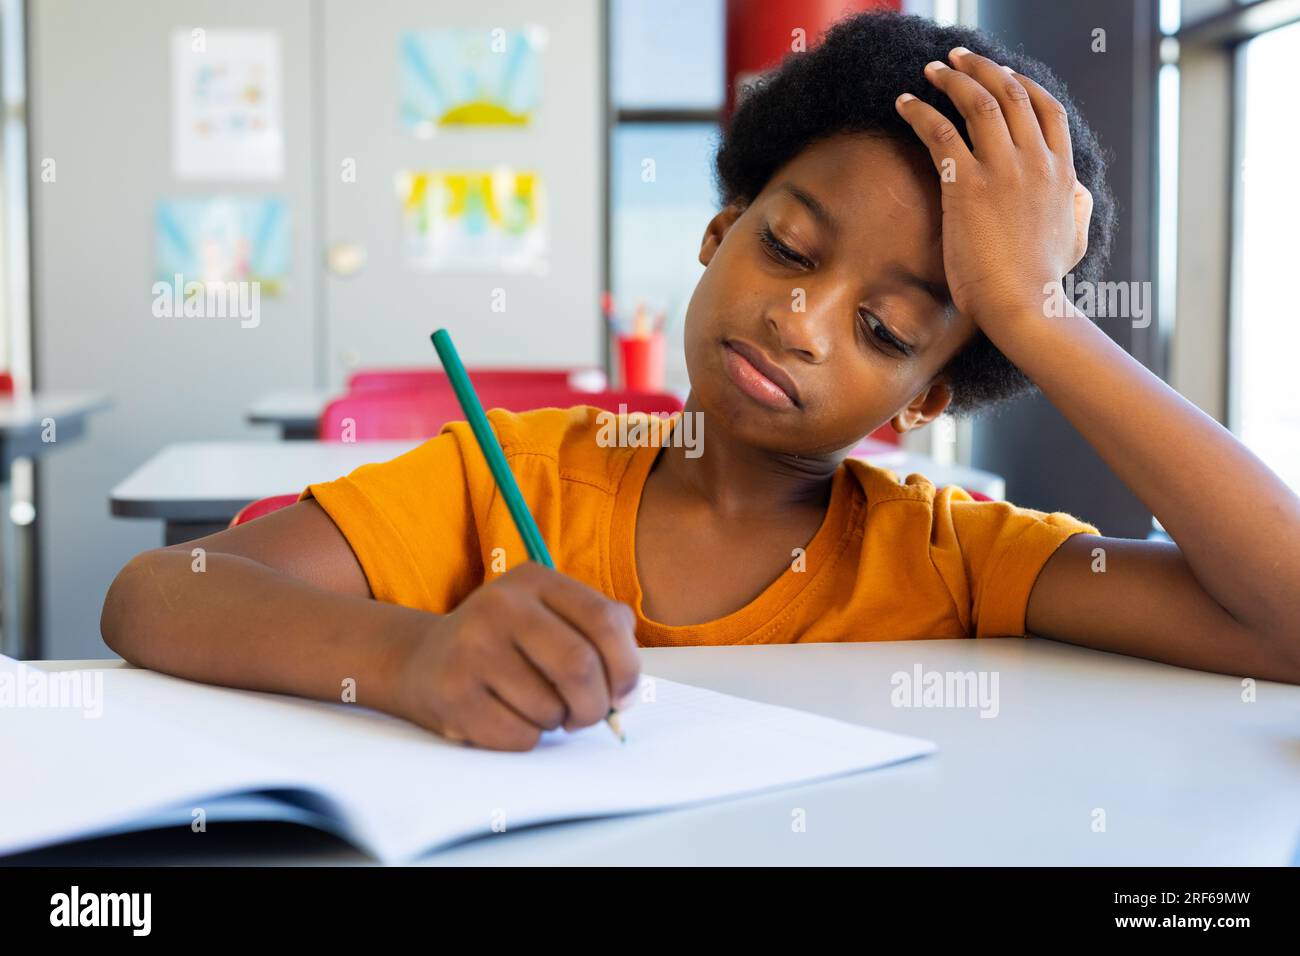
top-left (765, 281), bottom-right (846, 364)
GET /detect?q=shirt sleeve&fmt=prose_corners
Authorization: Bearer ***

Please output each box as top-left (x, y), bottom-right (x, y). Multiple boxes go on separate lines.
top-left (298, 430), bottom-right (485, 614)
top-left (934, 486), bottom-right (1100, 638)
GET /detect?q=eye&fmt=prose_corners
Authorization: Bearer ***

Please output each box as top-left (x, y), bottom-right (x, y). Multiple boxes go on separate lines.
top-left (757, 224), bottom-right (813, 269)
top-left (858, 309), bottom-right (913, 357)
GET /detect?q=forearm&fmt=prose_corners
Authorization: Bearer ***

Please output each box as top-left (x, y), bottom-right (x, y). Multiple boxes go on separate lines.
top-left (101, 548), bottom-right (430, 712)
top-left (986, 301), bottom-right (1300, 635)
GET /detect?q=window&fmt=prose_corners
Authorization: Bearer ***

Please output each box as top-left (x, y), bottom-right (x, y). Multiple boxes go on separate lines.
top-left (611, 0), bottom-right (724, 109)
top-left (608, 0), bottom-right (724, 394)
top-left (1232, 18), bottom-right (1300, 488)
top-left (610, 123), bottom-right (719, 380)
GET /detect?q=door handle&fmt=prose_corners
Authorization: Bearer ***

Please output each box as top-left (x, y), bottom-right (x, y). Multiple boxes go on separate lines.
top-left (327, 242), bottom-right (367, 277)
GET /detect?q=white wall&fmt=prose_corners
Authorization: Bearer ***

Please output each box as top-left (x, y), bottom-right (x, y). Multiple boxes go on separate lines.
top-left (29, 0), bottom-right (605, 658)
top-left (29, 0), bottom-right (318, 657)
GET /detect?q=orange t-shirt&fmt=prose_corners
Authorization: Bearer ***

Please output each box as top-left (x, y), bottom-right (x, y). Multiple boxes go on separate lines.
top-left (299, 406), bottom-right (1099, 645)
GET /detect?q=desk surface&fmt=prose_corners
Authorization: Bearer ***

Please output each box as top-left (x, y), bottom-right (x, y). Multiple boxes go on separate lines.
top-left (0, 390), bottom-right (107, 481)
top-left (0, 391), bottom-right (108, 431)
top-left (23, 640), bottom-right (1300, 865)
top-left (110, 439), bottom-right (1005, 523)
top-left (109, 440), bottom-right (419, 520)
top-left (0, 393), bottom-right (109, 469)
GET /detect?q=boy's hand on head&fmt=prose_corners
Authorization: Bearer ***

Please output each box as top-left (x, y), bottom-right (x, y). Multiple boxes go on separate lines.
top-left (392, 562), bottom-right (641, 751)
top-left (894, 47), bottom-right (1093, 330)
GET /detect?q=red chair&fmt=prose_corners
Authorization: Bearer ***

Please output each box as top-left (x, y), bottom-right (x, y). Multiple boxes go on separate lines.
top-left (318, 387), bottom-right (683, 442)
top-left (319, 389), bottom-right (465, 441)
top-left (464, 384), bottom-right (682, 418)
top-left (229, 493), bottom-right (300, 528)
top-left (347, 367), bottom-right (606, 393)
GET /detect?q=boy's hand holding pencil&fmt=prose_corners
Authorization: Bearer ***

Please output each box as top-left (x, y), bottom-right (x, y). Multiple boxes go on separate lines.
top-left (391, 562), bottom-right (641, 751)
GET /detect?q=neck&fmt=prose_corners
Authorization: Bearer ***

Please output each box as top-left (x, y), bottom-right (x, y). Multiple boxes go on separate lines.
top-left (656, 392), bottom-right (848, 518)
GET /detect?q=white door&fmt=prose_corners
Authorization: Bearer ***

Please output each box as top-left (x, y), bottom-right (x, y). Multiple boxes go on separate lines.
top-left (319, 0), bottom-right (605, 384)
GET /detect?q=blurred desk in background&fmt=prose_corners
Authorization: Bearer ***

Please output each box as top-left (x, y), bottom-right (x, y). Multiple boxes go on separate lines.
top-left (110, 440), bottom-right (415, 545)
top-left (0, 392), bottom-right (110, 658)
top-left (246, 388), bottom-right (337, 440)
top-left (110, 438), bottom-right (1004, 548)
top-left (0, 392), bottom-right (110, 469)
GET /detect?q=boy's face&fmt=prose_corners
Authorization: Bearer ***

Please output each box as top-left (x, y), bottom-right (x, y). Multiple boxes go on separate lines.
top-left (684, 133), bottom-right (978, 457)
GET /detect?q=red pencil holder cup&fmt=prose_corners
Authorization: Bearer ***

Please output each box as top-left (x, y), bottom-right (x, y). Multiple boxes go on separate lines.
top-left (618, 332), bottom-right (664, 391)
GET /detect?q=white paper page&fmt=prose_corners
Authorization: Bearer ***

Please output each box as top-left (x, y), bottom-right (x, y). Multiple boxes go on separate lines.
top-left (0, 657), bottom-right (934, 862)
top-left (0, 657), bottom-right (298, 857)
top-left (315, 677), bottom-right (937, 861)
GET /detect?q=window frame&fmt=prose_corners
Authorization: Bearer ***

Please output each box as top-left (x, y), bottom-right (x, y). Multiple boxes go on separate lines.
top-left (1175, 0), bottom-right (1300, 435)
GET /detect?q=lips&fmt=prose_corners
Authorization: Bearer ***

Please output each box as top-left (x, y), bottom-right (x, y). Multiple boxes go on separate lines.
top-left (722, 339), bottom-right (803, 409)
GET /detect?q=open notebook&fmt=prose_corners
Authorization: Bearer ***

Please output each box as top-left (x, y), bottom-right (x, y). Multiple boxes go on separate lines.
top-left (0, 655), bottom-right (934, 863)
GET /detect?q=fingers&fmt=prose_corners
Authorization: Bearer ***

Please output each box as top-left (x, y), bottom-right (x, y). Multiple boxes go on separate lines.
top-left (1005, 68), bottom-right (1073, 160)
top-left (945, 47), bottom-right (1042, 151)
top-left (484, 637), bottom-right (569, 731)
top-left (894, 93), bottom-right (973, 178)
top-left (510, 595), bottom-right (613, 731)
top-left (899, 48), bottom-right (1076, 173)
top-left (492, 564), bottom-right (639, 732)
top-left (425, 563), bottom-right (643, 749)
top-left (921, 56), bottom-right (1014, 160)
top-left (451, 686), bottom-right (544, 752)
top-left (528, 566), bottom-right (642, 707)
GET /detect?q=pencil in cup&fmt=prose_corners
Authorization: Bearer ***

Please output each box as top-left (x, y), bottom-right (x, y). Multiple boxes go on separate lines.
top-left (429, 329), bottom-right (627, 742)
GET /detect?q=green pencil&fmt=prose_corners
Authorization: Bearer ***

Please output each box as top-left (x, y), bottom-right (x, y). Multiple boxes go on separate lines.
top-left (430, 329), bottom-right (625, 742)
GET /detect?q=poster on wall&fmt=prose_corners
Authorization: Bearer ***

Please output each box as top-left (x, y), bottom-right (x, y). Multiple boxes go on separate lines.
top-left (155, 197), bottom-right (289, 296)
top-left (399, 27), bottom-right (545, 137)
top-left (396, 168), bottom-right (547, 274)
top-left (171, 28), bottom-right (284, 180)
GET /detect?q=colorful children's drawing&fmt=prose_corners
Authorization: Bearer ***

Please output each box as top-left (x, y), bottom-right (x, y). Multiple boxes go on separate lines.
top-left (399, 28), bottom-right (545, 136)
top-left (171, 29), bottom-right (284, 180)
top-left (155, 197), bottom-right (289, 295)
top-left (397, 169), bottom-right (547, 273)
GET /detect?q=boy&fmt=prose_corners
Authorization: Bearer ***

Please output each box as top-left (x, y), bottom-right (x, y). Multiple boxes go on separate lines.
top-left (103, 12), bottom-right (1300, 750)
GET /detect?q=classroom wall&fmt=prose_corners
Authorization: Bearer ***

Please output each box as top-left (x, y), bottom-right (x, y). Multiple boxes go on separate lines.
top-left (28, 0), bottom-right (604, 659)
top-left (29, 0), bottom-right (319, 658)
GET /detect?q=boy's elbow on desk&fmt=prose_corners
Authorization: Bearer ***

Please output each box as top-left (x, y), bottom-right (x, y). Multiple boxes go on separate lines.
top-left (100, 551), bottom-right (156, 662)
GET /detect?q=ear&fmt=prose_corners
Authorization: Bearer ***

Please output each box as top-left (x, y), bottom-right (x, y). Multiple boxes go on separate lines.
top-left (699, 203), bottom-right (745, 267)
top-left (890, 378), bottom-right (954, 434)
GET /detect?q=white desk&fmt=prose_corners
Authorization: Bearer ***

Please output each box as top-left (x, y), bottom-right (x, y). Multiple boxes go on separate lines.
top-left (18, 639), bottom-right (1300, 865)
top-left (110, 440), bottom-right (1006, 546)
top-left (110, 440), bottom-right (416, 545)
top-left (0, 392), bottom-right (109, 658)
top-left (246, 388), bottom-right (338, 440)
top-left (0, 392), bottom-right (110, 470)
